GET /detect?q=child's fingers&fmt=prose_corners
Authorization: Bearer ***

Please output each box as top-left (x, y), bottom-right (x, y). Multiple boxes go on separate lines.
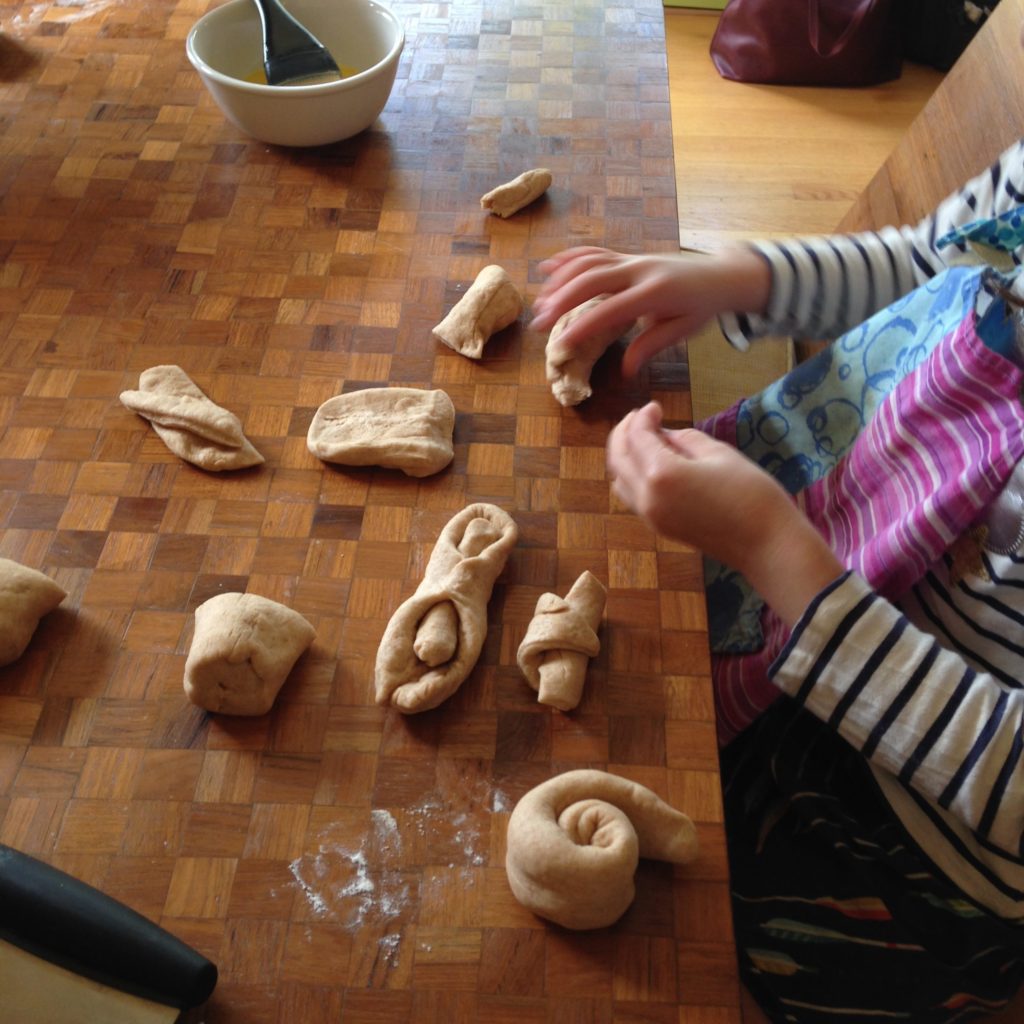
top-left (620, 316), bottom-right (690, 377)
top-left (531, 254), bottom-right (627, 329)
top-left (536, 246), bottom-right (607, 277)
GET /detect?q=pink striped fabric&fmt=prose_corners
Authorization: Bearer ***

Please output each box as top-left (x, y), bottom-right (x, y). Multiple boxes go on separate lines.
top-left (711, 315), bottom-right (1024, 745)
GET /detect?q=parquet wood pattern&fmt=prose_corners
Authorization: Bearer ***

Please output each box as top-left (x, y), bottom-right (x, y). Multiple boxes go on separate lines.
top-left (0, 0), bottom-right (741, 1020)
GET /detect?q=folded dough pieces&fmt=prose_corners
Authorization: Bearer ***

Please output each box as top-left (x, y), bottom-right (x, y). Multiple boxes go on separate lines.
top-left (184, 592), bottom-right (316, 715)
top-left (375, 503), bottom-right (518, 713)
top-left (307, 387), bottom-right (455, 478)
top-left (0, 559), bottom-right (66, 666)
top-left (546, 296), bottom-right (632, 407)
top-left (517, 570), bottom-right (606, 711)
top-left (120, 365), bottom-right (264, 471)
top-left (433, 265), bottom-right (523, 359)
top-left (505, 769), bottom-right (698, 930)
top-left (480, 168), bottom-right (552, 218)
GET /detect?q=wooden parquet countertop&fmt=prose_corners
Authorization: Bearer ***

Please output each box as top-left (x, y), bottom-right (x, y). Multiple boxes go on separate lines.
top-left (0, 0), bottom-right (741, 1019)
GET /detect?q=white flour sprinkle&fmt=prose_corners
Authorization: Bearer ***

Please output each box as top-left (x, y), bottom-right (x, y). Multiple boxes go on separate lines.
top-left (290, 781), bottom-right (506, 925)
top-left (289, 814), bottom-right (409, 930)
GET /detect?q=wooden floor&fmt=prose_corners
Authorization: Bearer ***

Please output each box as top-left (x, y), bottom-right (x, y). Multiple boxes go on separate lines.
top-left (664, 10), bottom-right (945, 420)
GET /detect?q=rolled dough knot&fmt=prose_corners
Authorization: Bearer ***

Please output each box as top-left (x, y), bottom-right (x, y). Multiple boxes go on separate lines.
top-left (119, 365), bottom-right (264, 471)
top-left (0, 558), bottom-right (67, 666)
top-left (184, 592), bottom-right (316, 716)
top-left (375, 503), bottom-right (518, 713)
top-left (505, 769), bottom-right (698, 930)
top-left (545, 296), bottom-right (634, 407)
top-left (432, 265), bottom-right (524, 360)
top-left (517, 570), bottom-right (607, 711)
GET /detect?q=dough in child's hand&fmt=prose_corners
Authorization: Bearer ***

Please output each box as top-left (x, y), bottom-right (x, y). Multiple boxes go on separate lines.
top-left (307, 387), bottom-right (455, 477)
top-left (505, 769), bottom-right (698, 930)
top-left (480, 168), bottom-right (552, 218)
top-left (517, 570), bottom-right (606, 711)
top-left (120, 365), bottom-right (264, 471)
top-left (545, 296), bottom-right (632, 406)
top-left (0, 559), bottom-right (66, 666)
top-left (184, 593), bottom-right (315, 715)
top-left (433, 266), bottom-right (523, 360)
top-left (375, 503), bottom-right (518, 713)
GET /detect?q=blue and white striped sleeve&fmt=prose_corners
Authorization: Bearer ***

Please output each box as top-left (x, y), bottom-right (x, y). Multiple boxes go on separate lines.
top-left (719, 138), bottom-right (1024, 350)
top-left (770, 571), bottom-right (1024, 861)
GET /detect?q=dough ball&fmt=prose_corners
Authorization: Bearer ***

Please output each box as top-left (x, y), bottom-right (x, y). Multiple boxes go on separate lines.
top-left (184, 593), bottom-right (315, 715)
top-left (0, 559), bottom-right (66, 666)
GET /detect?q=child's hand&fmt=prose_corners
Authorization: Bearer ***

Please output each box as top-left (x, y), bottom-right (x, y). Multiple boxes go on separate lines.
top-left (607, 403), bottom-right (842, 626)
top-left (529, 246), bottom-right (770, 377)
top-left (607, 402), bottom-right (789, 567)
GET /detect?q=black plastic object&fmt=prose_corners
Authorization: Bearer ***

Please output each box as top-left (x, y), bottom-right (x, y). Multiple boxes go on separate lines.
top-left (0, 844), bottom-right (217, 1010)
top-left (251, 0), bottom-right (342, 85)
top-left (899, 0), bottom-right (1000, 71)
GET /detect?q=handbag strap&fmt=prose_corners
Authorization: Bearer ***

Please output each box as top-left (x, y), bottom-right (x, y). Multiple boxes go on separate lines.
top-left (808, 0), bottom-right (880, 59)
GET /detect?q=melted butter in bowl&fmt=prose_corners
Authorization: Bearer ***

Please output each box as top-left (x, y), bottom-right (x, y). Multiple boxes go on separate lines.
top-left (186, 0), bottom-right (405, 146)
top-left (241, 63), bottom-right (361, 85)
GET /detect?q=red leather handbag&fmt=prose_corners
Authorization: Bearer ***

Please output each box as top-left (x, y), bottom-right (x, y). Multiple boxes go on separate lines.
top-left (710, 0), bottom-right (903, 86)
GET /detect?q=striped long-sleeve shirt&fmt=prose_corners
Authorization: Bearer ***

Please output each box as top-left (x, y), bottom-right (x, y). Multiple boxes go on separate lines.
top-left (774, 561), bottom-right (1024, 919)
top-left (720, 138), bottom-right (1024, 350)
top-left (756, 140), bottom-right (1024, 919)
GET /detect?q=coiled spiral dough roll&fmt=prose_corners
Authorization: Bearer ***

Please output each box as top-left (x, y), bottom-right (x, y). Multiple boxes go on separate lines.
top-left (505, 769), bottom-right (698, 930)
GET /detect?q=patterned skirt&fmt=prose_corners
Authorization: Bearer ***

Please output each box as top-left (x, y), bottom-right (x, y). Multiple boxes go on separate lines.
top-left (722, 700), bottom-right (1024, 1022)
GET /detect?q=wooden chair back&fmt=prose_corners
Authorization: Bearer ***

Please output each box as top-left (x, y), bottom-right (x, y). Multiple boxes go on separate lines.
top-left (838, 0), bottom-right (1024, 232)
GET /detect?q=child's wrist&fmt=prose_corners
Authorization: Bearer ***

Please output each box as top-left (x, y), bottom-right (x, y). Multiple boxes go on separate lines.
top-left (713, 246), bottom-right (771, 315)
top-left (741, 510), bottom-right (843, 628)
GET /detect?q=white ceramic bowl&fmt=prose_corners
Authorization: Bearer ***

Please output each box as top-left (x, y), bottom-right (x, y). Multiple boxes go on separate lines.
top-left (186, 0), bottom-right (404, 147)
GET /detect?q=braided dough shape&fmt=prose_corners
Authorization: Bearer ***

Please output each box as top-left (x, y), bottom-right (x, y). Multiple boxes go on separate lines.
top-left (375, 503), bottom-right (518, 713)
top-left (184, 592), bottom-right (316, 716)
top-left (480, 168), bottom-right (552, 218)
top-left (517, 570), bottom-right (606, 711)
top-left (432, 265), bottom-right (523, 359)
top-left (545, 296), bottom-right (632, 407)
top-left (120, 365), bottom-right (264, 471)
top-left (505, 769), bottom-right (698, 930)
top-left (307, 387), bottom-right (455, 478)
top-left (0, 559), bottom-right (66, 666)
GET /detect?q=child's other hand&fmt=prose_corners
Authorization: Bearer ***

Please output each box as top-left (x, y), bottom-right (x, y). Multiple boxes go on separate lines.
top-left (608, 403), bottom-right (842, 625)
top-left (607, 402), bottom-right (789, 567)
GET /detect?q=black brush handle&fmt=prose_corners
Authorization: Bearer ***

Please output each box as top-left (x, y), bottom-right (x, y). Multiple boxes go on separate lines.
top-left (0, 844), bottom-right (217, 1010)
top-left (251, 0), bottom-right (326, 62)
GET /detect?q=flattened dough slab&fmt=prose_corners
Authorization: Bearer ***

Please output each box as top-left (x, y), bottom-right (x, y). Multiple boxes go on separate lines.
top-left (307, 387), bottom-right (455, 477)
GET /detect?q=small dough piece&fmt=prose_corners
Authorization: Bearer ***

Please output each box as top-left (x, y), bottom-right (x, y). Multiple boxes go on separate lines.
top-left (480, 168), bottom-right (553, 218)
top-left (0, 559), bottom-right (66, 666)
top-left (517, 570), bottom-right (606, 711)
top-left (120, 365), bottom-right (264, 471)
top-left (505, 769), bottom-right (698, 930)
top-left (433, 265), bottom-right (523, 360)
top-left (375, 503), bottom-right (518, 713)
top-left (184, 592), bottom-right (316, 715)
top-left (307, 387), bottom-right (455, 478)
top-left (546, 296), bottom-right (632, 406)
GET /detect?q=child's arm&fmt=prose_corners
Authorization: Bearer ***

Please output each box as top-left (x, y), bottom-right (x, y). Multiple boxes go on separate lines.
top-left (770, 571), bottom-right (1024, 864)
top-left (726, 138), bottom-right (1024, 349)
top-left (532, 140), bottom-right (1024, 370)
top-left (610, 403), bottom-right (1024, 862)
